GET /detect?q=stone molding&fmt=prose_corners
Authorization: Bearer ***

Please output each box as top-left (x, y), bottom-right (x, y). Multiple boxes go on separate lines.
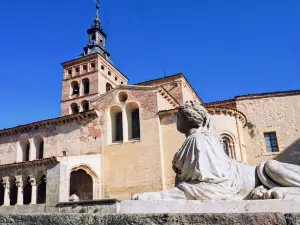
top-left (0, 157), bottom-right (58, 171)
top-left (0, 110), bottom-right (97, 137)
top-left (158, 106), bottom-right (247, 127)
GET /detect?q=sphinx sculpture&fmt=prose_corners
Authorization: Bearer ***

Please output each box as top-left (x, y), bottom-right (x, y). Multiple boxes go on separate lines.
top-left (132, 100), bottom-right (300, 201)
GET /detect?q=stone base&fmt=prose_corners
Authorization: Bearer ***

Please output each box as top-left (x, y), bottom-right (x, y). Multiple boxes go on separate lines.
top-left (0, 213), bottom-right (290, 225)
top-left (119, 199), bottom-right (300, 214)
top-left (1, 199), bottom-right (300, 214)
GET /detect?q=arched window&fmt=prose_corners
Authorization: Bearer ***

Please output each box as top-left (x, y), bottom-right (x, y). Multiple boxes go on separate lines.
top-left (71, 81), bottom-right (80, 95)
top-left (220, 134), bottom-right (235, 159)
top-left (110, 106), bottom-right (123, 143)
top-left (37, 175), bottom-right (46, 204)
top-left (82, 101), bottom-right (89, 112)
top-left (71, 103), bottom-right (79, 114)
top-left (34, 136), bottom-right (44, 160)
top-left (82, 78), bottom-right (90, 95)
top-left (63, 150), bottom-right (67, 157)
top-left (106, 83), bottom-right (113, 92)
top-left (126, 102), bottom-right (140, 140)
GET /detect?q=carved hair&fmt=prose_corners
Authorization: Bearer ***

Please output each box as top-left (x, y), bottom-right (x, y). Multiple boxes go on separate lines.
top-left (179, 100), bottom-right (208, 127)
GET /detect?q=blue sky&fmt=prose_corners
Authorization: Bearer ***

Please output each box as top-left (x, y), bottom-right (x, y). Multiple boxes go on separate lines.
top-left (0, 0), bottom-right (300, 129)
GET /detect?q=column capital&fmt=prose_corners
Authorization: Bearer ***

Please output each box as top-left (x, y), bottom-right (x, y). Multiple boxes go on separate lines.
top-left (2, 177), bottom-right (10, 189)
top-left (28, 175), bottom-right (37, 186)
top-left (15, 175), bottom-right (23, 187)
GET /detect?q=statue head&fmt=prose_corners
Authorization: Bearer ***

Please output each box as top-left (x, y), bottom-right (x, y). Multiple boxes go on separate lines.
top-left (177, 100), bottom-right (208, 134)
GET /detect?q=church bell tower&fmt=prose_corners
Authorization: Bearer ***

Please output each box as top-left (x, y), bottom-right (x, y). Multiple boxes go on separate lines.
top-left (60, 2), bottom-right (128, 116)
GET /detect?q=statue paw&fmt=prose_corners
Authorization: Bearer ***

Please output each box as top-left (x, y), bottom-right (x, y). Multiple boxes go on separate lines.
top-left (251, 185), bottom-right (268, 200)
top-left (263, 187), bottom-right (285, 199)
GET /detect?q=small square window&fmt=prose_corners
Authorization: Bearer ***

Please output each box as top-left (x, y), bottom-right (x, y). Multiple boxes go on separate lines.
top-left (264, 132), bottom-right (279, 152)
top-left (108, 71), bottom-right (111, 76)
top-left (83, 65), bottom-right (87, 71)
top-left (68, 69), bottom-right (72, 75)
top-left (115, 76), bottom-right (118, 81)
top-left (101, 65), bottom-right (104, 70)
top-left (75, 67), bottom-right (79, 73)
top-left (91, 62), bottom-right (96, 68)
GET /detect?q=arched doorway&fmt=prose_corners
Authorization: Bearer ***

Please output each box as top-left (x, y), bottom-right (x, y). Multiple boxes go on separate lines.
top-left (10, 178), bottom-right (17, 206)
top-left (69, 169), bottom-right (93, 201)
top-left (37, 175), bottom-right (46, 204)
top-left (0, 179), bottom-right (4, 206)
top-left (23, 177), bottom-right (32, 205)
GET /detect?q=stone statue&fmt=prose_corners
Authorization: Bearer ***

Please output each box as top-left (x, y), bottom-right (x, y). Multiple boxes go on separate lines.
top-left (132, 100), bottom-right (300, 201)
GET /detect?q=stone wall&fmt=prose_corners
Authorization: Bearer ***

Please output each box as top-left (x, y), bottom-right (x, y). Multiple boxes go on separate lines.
top-left (94, 88), bottom-right (165, 199)
top-left (0, 117), bottom-right (102, 165)
top-left (236, 94), bottom-right (300, 165)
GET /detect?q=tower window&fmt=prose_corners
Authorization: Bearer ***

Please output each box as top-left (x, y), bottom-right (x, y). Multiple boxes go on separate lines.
top-left (121, 81), bottom-right (124, 85)
top-left (68, 69), bottom-right (72, 76)
top-left (71, 103), bottom-right (79, 114)
top-left (106, 83), bottom-right (113, 92)
top-left (71, 81), bottom-right (80, 95)
top-left (83, 65), bottom-right (87, 71)
top-left (108, 71), bottom-right (111, 76)
top-left (264, 132), bottom-right (279, 152)
top-left (75, 67), bottom-right (79, 74)
top-left (101, 65), bottom-right (104, 70)
top-left (82, 101), bottom-right (89, 112)
top-left (82, 78), bottom-right (90, 95)
top-left (115, 76), bottom-right (118, 81)
top-left (91, 35), bottom-right (96, 41)
top-left (91, 62), bottom-right (96, 70)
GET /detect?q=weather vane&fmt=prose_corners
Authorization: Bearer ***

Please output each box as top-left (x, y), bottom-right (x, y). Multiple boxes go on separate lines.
top-left (93, 0), bottom-right (100, 9)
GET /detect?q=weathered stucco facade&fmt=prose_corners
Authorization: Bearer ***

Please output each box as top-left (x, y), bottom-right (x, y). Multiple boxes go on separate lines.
top-left (0, 2), bottom-right (299, 213)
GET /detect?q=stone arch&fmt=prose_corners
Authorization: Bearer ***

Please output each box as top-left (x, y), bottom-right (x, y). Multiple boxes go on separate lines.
top-left (34, 136), bottom-right (44, 160)
top-left (81, 100), bottom-right (89, 112)
top-left (109, 105), bottom-right (123, 143)
top-left (10, 178), bottom-right (17, 206)
top-left (69, 165), bottom-right (100, 200)
top-left (62, 149), bottom-right (68, 157)
top-left (0, 179), bottom-right (4, 206)
top-left (23, 177), bottom-right (32, 205)
top-left (82, 78), bottom-right (90, 95)
top-left (71, 81), bottom-right (80, 95)
top-left (37, 175), bottom-right (46, 204)
top-left (219, 132), bottom-right (236, 159)
top-left (126, 101), bottom-right (141, 140)
top-left (19, 139), bottom-right (30, 162)
top-left (71, 103), bottom-right (79, 114)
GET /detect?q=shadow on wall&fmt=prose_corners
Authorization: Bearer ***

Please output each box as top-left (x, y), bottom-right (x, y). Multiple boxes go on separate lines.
top-left (274, 139), bottom-right (300, 166)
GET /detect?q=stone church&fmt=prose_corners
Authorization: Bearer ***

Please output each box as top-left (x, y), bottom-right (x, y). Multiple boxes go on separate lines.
top-left (0, 4), bottom-right (299, 211)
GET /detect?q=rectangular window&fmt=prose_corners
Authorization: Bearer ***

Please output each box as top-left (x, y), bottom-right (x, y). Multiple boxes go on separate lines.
top-left (264, 132), bottom-right (279, 152)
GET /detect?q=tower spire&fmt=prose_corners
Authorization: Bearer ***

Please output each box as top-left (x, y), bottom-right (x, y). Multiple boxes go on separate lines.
top-left (80, 0), bottom-right (110, 60)
top-left (94, 1), bottom-right (101, 28)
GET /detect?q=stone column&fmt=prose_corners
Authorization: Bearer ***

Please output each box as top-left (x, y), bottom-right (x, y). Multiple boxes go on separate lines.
top-left (29, 175), bottom-right (37, 205)
top-left (122, 108), bottom-right (128, 142)
top-left (2, 177), bottom-right (10, 206)
top-left (15, 175), bottom-right (23, 206)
